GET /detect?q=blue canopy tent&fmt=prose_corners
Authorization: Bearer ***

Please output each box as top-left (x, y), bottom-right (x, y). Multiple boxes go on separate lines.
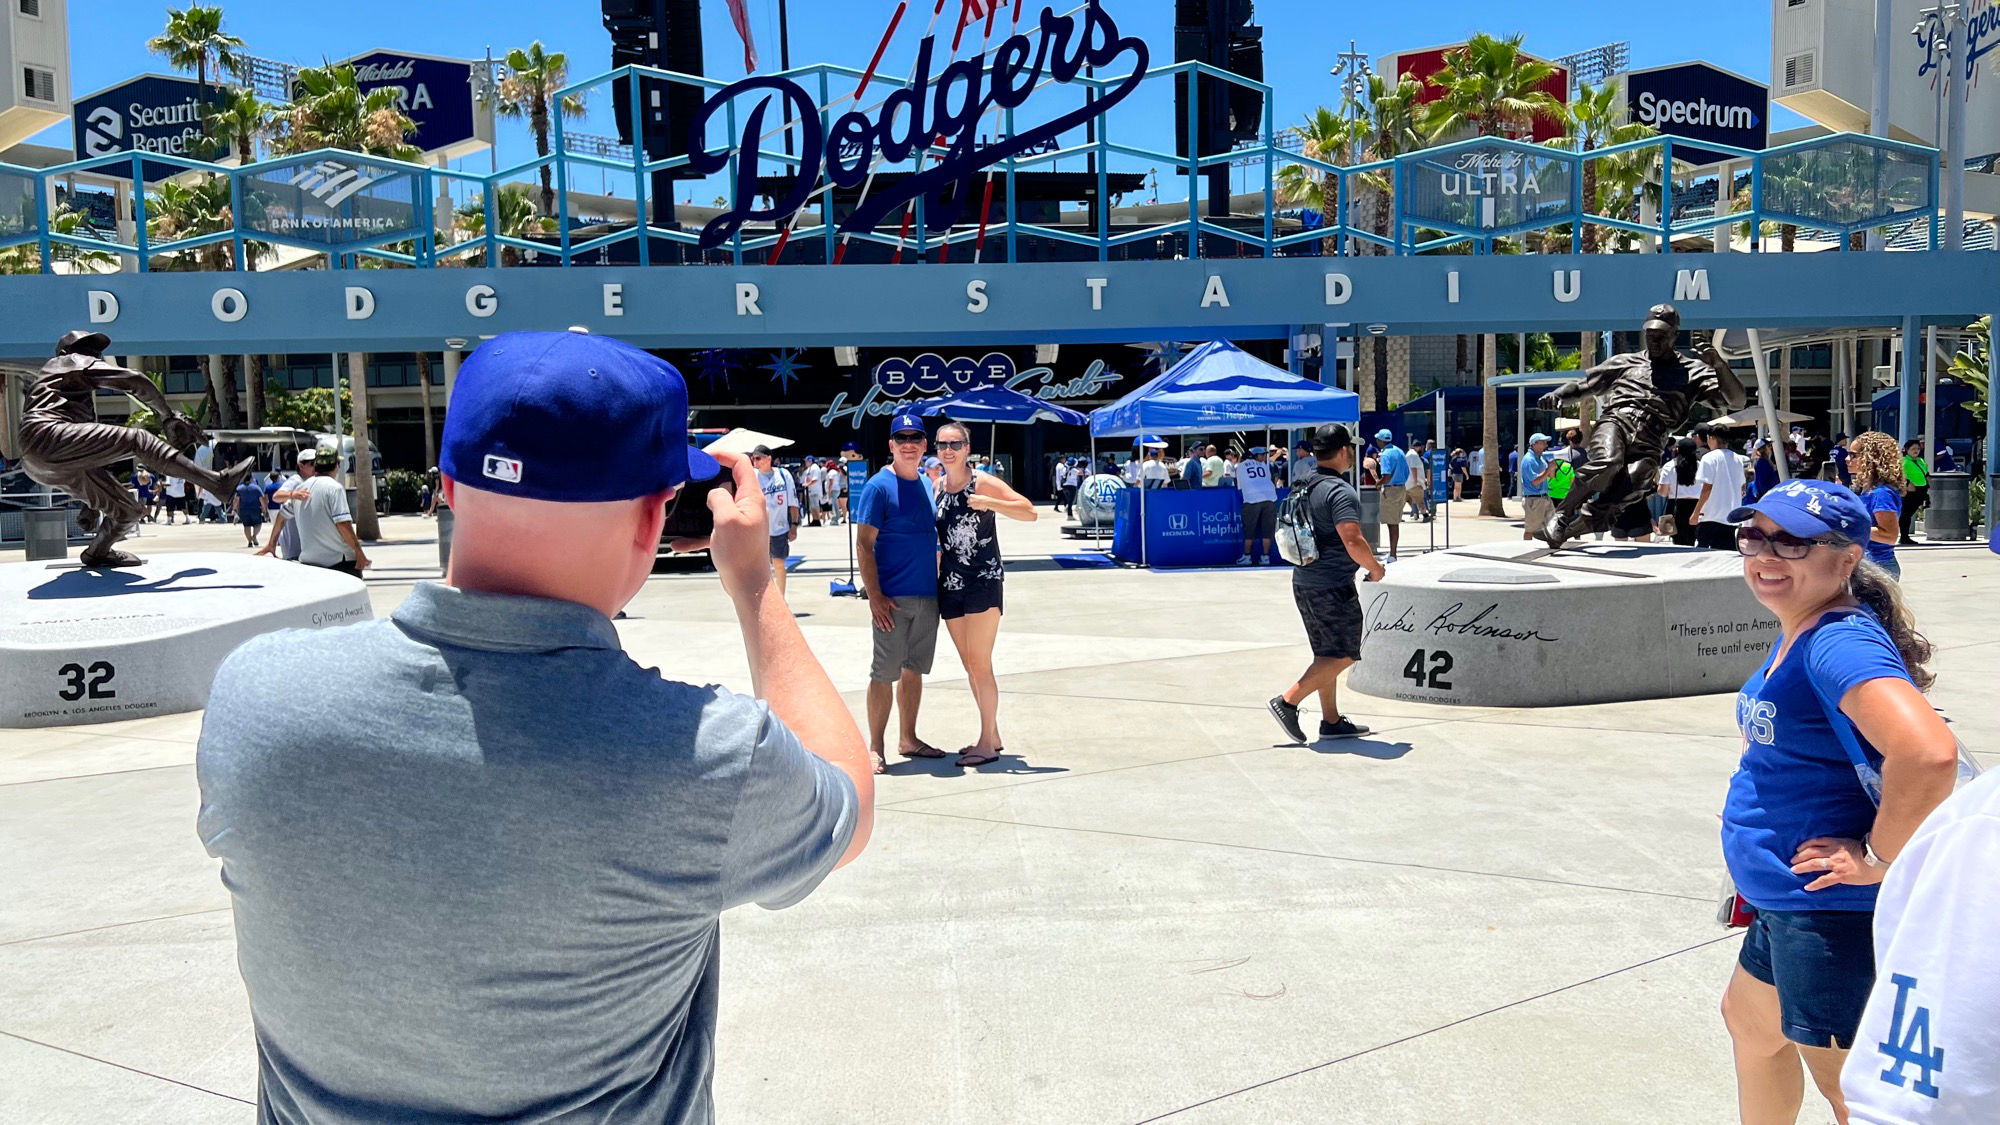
top-left (917, 384), bottom-right (1088, 470)
top-left (1088, 340), bottom-right (1360, 565)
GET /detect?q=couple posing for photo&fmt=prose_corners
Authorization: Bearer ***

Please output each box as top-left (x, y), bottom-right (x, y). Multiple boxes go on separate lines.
top-left (855, 414), bottom-right (1037, 772)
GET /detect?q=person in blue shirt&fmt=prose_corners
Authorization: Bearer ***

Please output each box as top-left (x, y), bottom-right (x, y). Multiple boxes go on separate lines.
top-left (1828, 433), bottom-right (1852, 486)
top-left (1846, 432), bottom-right (1905, 580)
top-left (1518, 434), bottom-right (1554, 541)
top-left (1719, 479), bottom-right (1959, 1125)
top-left (1373, 429), bottom-right (1409, 559)
top-left (855, 414), bottom-right (944, 772)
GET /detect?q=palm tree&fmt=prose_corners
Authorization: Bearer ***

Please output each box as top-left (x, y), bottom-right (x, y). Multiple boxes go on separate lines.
top-left (454, 184), bottom-right (558, 266)
top-left (0, 205), bottom-right (117, 275)
top-left (491, 43), bottom-right (588, 218)
top-left (1563, 81), bottom-right (1653, 255)
top-left (146, 6), bottom-right (244, 104)
top-left (204, 85), bottom-right (273, 165)
top-left (203, 85), bottom-right (279, 423)
top-left (279, 63), bottom-right (422, 541)
top-left (1275, 109), bottom-right (1364, 256)
top-left (1423, 33), bottom-right (1563, 517)
top-left (146, 176), bottom-right (247, 428)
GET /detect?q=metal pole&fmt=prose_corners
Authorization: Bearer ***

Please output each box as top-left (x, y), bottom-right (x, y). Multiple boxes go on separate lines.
top-left (1745, 329), bottom-right (1789, 482)
top-left (1986, 312), bottom-right (2000, 534)
top-left (330, 353), bottom-right (342, 449)
top-left (1868, 0), bottom-right (1893, 251)
top-left (1899, 317), bottom-right (1922, 444)
top-left (1945, 13), bottom-right (1967, 252)
top-left (779, 0), bottom-right (795, 157)
top-left (1925, 324), bottom-right (1940, 471)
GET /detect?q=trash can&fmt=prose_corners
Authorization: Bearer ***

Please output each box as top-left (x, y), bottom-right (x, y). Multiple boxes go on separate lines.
top-left (1926, 471), bottom-right (1971, 541)
top-left (1359, 485), bottom-right (1381, 550)
top-left (22, 508), bottom-right (69, 561)
top-left (436, 506), bottom-right (454, 571)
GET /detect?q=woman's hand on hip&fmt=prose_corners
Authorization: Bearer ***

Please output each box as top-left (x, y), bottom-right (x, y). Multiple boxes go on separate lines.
top-left (1791, 837), bottom-right (1886, 891)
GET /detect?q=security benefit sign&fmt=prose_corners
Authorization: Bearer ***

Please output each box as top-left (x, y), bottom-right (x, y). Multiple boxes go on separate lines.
top-left (71, 75), bottom-right (222, 182)
top-left (1402, 143), bottom-right (1573, 236)
top-left (1624, 63), bottom-right (1768, 167)
top-left (240, 154), bottom-right (423, 248)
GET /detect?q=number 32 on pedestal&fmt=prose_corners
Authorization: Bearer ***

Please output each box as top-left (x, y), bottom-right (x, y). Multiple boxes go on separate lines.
top-left (57, 661), bottom-right (117, 701)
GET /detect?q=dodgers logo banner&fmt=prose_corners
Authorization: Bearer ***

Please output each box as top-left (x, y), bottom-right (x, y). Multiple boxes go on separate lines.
top-left (686, 0), bottom-right (1148, 250)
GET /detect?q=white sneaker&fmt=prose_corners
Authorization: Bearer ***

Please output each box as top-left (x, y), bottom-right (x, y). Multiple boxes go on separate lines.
top-left (1236, 555), bottom-right (1253, 566)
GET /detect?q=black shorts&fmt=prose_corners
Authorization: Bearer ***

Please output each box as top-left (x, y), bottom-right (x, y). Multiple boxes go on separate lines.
top-left (1612, 499), bottom-right (1654, 539)
top-left (1241, 500), bottom-right (1277, 541)
top-left (940, 575), bottom-right (1003, 620)
top-left (1696, 521), bottom-right (1737, 551)
top-left (1293, 577), bottom-right (1362, 660)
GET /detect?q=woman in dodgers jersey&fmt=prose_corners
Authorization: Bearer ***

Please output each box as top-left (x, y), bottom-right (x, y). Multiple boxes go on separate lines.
top-left (1718, 478), bottom-right (1959, 1125)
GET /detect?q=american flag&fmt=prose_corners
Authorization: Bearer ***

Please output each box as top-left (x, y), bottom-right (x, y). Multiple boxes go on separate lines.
top-left (959, 0), bottom-right (1006, 29)
top-left (726, 0), bottom-right (758, 71)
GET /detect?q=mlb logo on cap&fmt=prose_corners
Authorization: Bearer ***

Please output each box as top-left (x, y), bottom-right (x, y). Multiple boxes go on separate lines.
top-left (483, 455), bottom-right (523, 484)
top-left (441, 331), bottom-right (719, 503)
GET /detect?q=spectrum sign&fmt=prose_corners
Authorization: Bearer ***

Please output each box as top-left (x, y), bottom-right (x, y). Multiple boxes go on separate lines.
top-left (1622, 62), bottom-right (1769, 167)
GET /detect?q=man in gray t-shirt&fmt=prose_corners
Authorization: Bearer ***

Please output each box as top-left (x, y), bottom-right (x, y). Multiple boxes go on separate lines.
top-left (1269, 424), bottom-right (1383, 747)
top-left (198, 332), bottom-right (874, 1123)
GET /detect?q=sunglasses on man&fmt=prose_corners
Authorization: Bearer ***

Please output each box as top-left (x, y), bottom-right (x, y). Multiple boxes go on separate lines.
top-left (891, 433), bottom-right (927, 445)
top-left (1735, 525), bottom-right (1834, 560)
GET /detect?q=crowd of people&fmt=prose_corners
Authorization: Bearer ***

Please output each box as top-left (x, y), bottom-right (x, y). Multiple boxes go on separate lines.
top-left (169, 329), bottom-right (2000, 1124)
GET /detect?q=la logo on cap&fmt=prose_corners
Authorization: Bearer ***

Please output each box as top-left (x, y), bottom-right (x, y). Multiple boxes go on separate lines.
top-left (483, 454), bottom-right (524, 484)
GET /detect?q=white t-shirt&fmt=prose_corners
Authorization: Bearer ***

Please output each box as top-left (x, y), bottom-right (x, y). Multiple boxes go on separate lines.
top-left (1696, 448), bottom-right (1747, 523)
top-left (801, 463), bottom-right (822, 495)
top-left (1237, 459), bottom-right (1277, 503)
top-left (1662, 461), bottom-right (1704, 501)
top-left (1842, 769), bottom-right (2000, 1123)
top-left (164, 477), bottom-right (187, 498)
top-left (1142, 458), bottom-right (1169, 483)
top-left (294, 476), bottom-right (354, 567)
top-left (759, 468), bottom-right (798, 535)
top-left (1122, 459), bottom-right (1141, 484)
top-left (1407, 449), bottom-right (1429, 487)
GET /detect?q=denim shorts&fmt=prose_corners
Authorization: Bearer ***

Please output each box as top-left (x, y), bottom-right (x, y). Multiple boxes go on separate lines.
top-left (1738, 907), bottom-right (1877, 1049)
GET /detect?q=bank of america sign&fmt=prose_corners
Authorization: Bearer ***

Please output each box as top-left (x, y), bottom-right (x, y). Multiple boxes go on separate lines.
top-left (240, 154), bottom-right (422, 248)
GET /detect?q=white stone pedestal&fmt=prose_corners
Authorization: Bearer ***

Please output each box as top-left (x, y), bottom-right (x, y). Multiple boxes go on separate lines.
top-left (1349, 542), bottom-right (1777, 708)
top-left (1, 553), bottom-right (372, 728)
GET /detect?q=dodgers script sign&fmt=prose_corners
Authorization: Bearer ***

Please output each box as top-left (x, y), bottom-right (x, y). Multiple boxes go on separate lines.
top-left (687, 0), bottom-right (1148, 249)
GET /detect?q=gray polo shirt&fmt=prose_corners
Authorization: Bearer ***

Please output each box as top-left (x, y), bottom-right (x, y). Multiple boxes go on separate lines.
top-left (196, 582), bottom-right (857, 1123)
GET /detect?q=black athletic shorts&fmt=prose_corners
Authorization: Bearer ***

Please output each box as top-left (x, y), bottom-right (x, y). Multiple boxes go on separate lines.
top-left (1612, 499), bottom-right (1654, 539)
top-left (1293, 577), bottom-right (1362, 660)
top-left (1696, 521), bottom-right (1737, 551)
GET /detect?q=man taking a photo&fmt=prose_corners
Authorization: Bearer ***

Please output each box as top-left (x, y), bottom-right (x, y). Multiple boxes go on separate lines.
top-left (198, 331), bottom-right (872, 1123)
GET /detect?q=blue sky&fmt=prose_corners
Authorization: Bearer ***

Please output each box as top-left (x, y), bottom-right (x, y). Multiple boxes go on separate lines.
top-left (48, 0), bottom-right (1796, 203)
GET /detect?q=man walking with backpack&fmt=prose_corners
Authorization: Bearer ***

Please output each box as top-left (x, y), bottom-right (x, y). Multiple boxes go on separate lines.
top-left (1269, 424), bottom-right (1384, 745)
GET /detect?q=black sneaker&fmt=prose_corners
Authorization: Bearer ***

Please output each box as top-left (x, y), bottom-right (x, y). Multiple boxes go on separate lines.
top-left (1268, 696), bottom-right (1307, 745)
top-left (1319, 716), bottom-right (1371, 740)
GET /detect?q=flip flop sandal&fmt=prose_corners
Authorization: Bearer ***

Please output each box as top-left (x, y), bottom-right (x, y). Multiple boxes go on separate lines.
top-left (956, 747), bottom-right (1004, 767)
top-left (899, 741), bottom-right (947, 759)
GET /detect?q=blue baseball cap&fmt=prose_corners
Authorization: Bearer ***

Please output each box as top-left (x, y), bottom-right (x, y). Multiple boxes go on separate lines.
top-left (1375, 429), bottom-right (1394, 442)
top-left (1247, 446), bottom-right (1267, 454)
top-left (1530, 433), bottom-right (1551, 445)
top-left (441, 331), bottom-right (719, 503)
top-left (1728, 479), bottom-right (1872, 544)
top-left (890, 413), bottom-right (926, 436)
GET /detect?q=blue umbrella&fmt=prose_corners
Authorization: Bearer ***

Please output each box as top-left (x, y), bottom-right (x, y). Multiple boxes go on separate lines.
top-left (916, 385), bottom-right (1088, 426)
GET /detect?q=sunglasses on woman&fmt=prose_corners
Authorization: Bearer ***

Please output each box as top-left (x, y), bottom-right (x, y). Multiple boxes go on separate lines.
top-left (1735, 526), bottom-right (1831, 560)
top-left (935, 439), bottom-right (970, 451)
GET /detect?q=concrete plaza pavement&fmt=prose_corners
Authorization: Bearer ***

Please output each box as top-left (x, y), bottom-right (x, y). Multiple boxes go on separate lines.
top-left (5, 498), bottom-right (1996, 1124)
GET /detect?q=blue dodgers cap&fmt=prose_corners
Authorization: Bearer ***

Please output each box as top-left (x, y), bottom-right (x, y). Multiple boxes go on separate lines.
top-left (441, 331), bottom-right (719, 503)
top-left (1247, 446), bottom-right (1267, 454)
top-left (890, 413), bottom-right (926, 436)
top-left (1728, 479), bottom-right (1873, 545)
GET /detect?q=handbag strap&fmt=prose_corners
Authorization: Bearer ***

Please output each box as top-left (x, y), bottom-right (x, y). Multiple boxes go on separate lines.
top-left (1796, 616), bottom-right (1885, 807)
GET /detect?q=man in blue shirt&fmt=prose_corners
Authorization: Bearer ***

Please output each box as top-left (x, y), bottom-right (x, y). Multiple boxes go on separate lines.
top-left (1519, 433), bottom-right (1555, 541)
top-left (855, 413), bottom-right (944, 770)
top-left (1374, 429), bottom-right (1409, 560)
top-left (198, 332), bottom-right (871, 1123)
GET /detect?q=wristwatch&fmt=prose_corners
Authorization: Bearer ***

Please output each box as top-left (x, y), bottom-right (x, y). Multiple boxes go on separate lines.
top-left (1863, 834), bottom-right (1889, 869)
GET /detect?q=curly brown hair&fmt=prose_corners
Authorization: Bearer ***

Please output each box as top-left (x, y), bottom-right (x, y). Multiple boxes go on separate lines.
top-left (1847, 432), bottom-right (1906, 495)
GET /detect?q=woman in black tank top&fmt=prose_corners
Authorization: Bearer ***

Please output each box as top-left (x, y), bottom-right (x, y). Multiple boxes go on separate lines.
top-left (934, 422), bottom-right (1038, 767)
